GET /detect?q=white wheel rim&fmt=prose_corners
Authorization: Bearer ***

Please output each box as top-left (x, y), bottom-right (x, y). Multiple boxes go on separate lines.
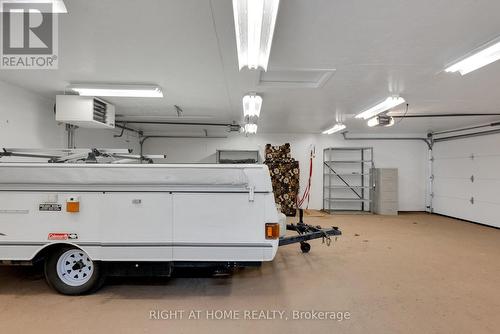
top-left (56, 249), bottom-right (94, 287)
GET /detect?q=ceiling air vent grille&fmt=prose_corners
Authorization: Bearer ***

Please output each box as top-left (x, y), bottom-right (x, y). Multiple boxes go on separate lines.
top-left (55, 95), bottom-right (115, 129)
top-left (93, 98), bottom-right (107, 124)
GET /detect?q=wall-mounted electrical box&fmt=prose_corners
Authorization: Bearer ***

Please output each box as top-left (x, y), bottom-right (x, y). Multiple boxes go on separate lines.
top-left (55, 95), bottom-right (115, 129)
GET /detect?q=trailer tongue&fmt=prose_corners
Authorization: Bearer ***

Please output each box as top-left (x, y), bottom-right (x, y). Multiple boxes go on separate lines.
top-left (279, 209), bottom-right (341, 253)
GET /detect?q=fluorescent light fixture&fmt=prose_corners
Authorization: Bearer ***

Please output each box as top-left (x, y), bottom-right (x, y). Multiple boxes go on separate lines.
top-left (0, 0), bottom-right (68, 13)
top-left (367, 115), bottom-right (395, 127)
top-left (445, 37), bottom-right (500, 75)
top-left (68, 84), bottom-right (164, 98)
top-left (232, 0), bottom-right (280, 71)
top-left (243, 94), bottom-right (263, 117)
top-left (244, 123), bottom-right (258, 134)
top-left (322, 123), bottom-right (346, 135)
top-left (355, 96), bottom-right (405, 120)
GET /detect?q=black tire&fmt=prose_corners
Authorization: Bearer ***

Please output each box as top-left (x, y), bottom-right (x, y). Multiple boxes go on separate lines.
top-left (300, 242), bottom-right (311, 253)
top-left (44, 246), bottom-right (105, 295)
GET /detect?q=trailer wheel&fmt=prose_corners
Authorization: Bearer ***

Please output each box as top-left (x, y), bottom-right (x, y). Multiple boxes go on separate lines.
top-left (44, 247), bottom-right (104, 295)
top-left (300, 242), bottom-right (311, 253)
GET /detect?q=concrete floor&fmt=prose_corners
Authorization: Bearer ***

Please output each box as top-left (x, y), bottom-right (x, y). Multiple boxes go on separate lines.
top-left (0, 213), bottom-right (499, 334)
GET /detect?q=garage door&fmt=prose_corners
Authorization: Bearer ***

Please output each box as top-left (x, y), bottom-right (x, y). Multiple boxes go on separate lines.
top-left (432, 133), bottom-right (500, 228)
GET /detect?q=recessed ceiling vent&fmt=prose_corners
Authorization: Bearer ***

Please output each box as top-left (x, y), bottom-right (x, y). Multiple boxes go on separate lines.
top-left (258, 68), bottom-right (335, 88)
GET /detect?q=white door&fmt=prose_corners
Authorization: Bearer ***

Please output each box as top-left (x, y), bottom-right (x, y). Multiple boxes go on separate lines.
top-left (171, 192), bottom-right (268, 261)
top-left (433, 134), bottom-right (500, 228)
top-left (99, 192), bottom-right (173, 261)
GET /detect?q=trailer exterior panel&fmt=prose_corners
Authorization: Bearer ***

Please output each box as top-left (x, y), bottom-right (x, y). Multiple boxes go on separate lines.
top-left (0, 164), bottom-right (279, 264)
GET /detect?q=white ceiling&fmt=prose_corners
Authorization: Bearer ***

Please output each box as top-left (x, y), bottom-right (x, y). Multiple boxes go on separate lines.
top-left (2, 0), bottom-right (500, 135)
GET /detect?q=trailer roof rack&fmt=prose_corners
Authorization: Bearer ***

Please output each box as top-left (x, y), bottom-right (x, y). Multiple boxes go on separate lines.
top-left (0, 148), bottom-right (166, 164)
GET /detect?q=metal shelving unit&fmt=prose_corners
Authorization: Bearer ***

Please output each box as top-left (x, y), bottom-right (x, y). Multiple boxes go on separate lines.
top-left (323, 147), bottom-right (375, 213)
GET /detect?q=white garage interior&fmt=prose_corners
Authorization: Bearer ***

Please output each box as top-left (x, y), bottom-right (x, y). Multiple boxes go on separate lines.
top-left (0, 1), bottom-right (499, 333)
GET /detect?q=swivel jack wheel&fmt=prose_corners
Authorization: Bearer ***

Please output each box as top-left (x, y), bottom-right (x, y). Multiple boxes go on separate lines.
top-left (300, 242), bottom-right (311, 253)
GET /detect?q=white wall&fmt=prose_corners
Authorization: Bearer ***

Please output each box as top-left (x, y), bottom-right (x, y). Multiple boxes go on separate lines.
top-left (0, 80), bottom-right (65, 148)
top-left (0, 80), bottom-right (140, 153)
top-left (73, 127), bottom-right (140, 152)
top-left (432, 133), bottom-right (500, 228)
top-left (143, 133), bottom-right (429, 211)
top-left (0, 80), bottom-right (428, 211)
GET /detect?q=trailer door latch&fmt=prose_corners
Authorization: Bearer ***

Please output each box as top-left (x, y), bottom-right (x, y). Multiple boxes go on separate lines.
top-left (248, 186), bottom-right (255, 202)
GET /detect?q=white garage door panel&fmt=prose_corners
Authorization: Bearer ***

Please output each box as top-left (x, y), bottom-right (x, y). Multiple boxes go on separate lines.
top-left (471, 201), bottom-right (500, 228)
top-left (433, 157), bottom-right (473, 179)
top-left (474, 155), bottom-right (500, 178)
top-left (433, 196), bottom-right (473, 221)
top-left (433, 178), bottom-right (472, 199)
top-left (432, 133), bottom-right (500, 228)
top-left (473, 179), bottom-right (500, 200)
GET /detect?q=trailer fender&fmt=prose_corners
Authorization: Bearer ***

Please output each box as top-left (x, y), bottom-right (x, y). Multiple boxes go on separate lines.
top-left (32, 242), bottom-right (93, 263)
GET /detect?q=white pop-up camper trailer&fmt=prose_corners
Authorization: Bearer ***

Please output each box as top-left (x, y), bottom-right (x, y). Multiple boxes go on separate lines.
top-left (0, 149), bottom-right (340, 295)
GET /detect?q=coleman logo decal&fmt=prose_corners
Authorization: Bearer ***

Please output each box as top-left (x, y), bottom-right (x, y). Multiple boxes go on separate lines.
top-left (48, 233), bottom-right (78, 240)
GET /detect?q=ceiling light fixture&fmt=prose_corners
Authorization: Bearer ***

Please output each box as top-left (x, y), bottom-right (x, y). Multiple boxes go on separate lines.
top-left (243, 94), bottom-right (263, 117)
top-left (244, 123), bottom-right (258, 134)
top-left (322, 123), bottom-right (346, 135)
top-left (68, 84), bottom-right (164, 98)
top-left (232, 0), bottom-right (280, 71)
top-left (355, 96), bottom-right (405, 120)
top-left (0, 0), bottom-right (68, 13)
top-left (367, 115), bottom-right (395, 127)
top-left (445, 37), bottom-right (500, 75)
